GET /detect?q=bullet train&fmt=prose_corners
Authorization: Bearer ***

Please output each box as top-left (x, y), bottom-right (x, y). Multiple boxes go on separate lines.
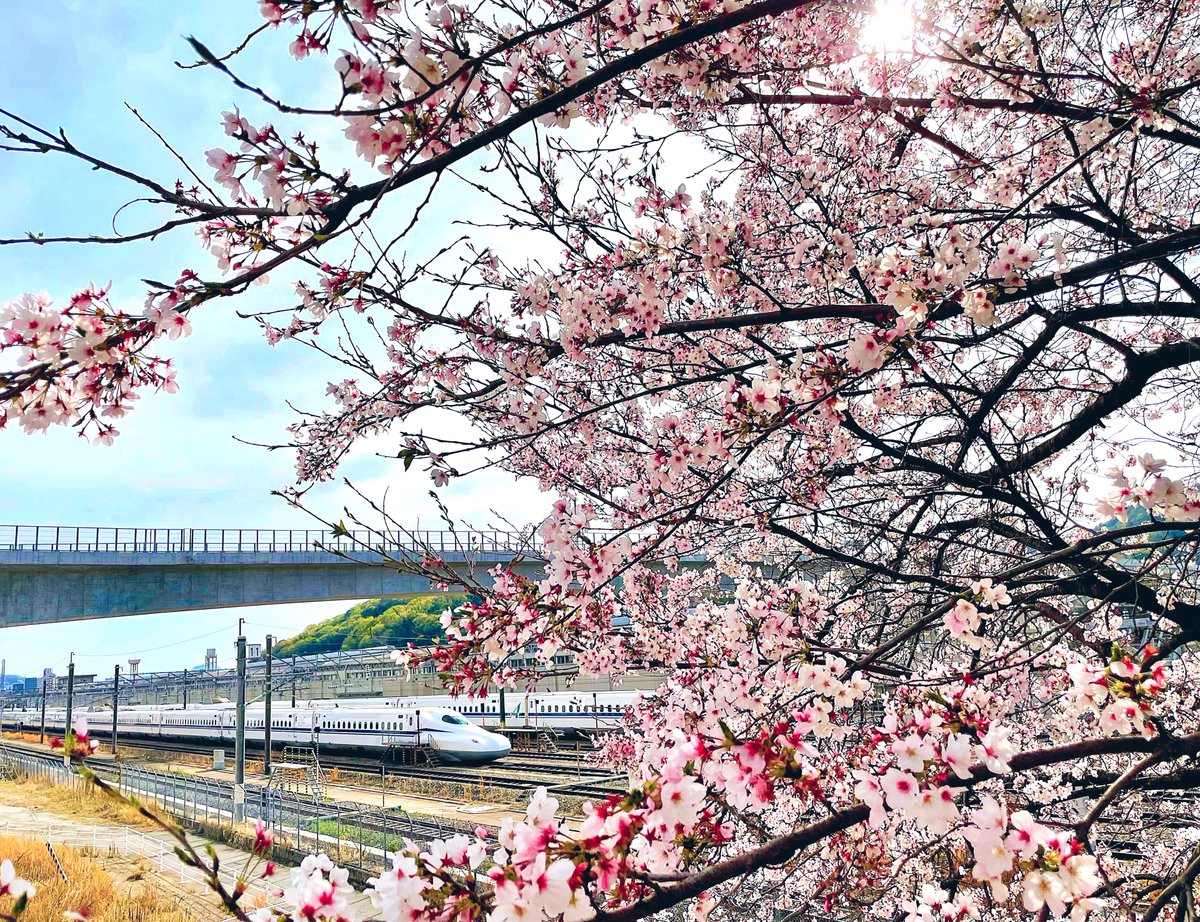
top-left (293, 691), bottom-right (640, 734)
top-left (0, 701), bottom-right (511, 766)
top-left (417, 691), bottom-right (640, 733)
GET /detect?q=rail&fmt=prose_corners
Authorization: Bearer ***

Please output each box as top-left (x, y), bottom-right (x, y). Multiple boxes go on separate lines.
top-left (0, 525), bottom-right (543, 556)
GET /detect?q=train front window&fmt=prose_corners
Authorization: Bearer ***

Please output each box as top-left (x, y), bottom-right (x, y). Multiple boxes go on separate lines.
top-left (441, 714), bottom-right (469, 726)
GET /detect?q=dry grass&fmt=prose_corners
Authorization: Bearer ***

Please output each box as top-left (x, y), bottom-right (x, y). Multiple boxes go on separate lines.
top-left (1, 732), bottom-right (45, 742)
top-left (0, 833), bottom-right (194, 922)
top-left (0, 778), bottom-right (158, 830)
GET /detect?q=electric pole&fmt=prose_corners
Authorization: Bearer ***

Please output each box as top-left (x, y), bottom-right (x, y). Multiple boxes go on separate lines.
top-left (291, 655), bottom-right (297, 708)
top-left (234, 628), bottom-right (247, 822)
top-left (38, 680), bottom-right (46, 744)
top-left (111, 665), bottom-right (120, 754)
top-left (263, 635), bottom-right (273, 776)
top-left (182, 671), bottom-right (187, 709)
top-left (63, 654), bottom-right (75, 766)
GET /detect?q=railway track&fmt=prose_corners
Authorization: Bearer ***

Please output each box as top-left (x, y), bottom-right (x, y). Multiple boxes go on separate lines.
top-left (4, 732), bottom-right (623, 799)
top-left (2, 737), bottom-right (625, 812)
top-left (111, 738), bottom-right (612, 780)
top-left (0, 740), bottom-right (488, 844)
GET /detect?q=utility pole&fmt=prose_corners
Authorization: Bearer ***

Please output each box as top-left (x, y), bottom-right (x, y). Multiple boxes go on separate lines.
top-left (38, 680), bottom-right (47, 744)
top-left (234, 626), bottom-right (247, 822)
top-left (111, 665), bottom-right (120, 755)
top-left (499, 687), bottom-right (507, 727)
top-left (263, 635), bottom-right (273, 776)
top-left (182, 671), bottom-right (188, 709)
top-left (291, 655), bottom-right (297, 708)
top-left (63, 654), bottom-right (75, 766)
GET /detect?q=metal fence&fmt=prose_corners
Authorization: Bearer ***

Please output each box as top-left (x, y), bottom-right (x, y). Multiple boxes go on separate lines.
top-left (0, 819), bottom-right (282, 921)
top-left (0, 744), bottom-right (480, 880)
top-left (0, 749), bottom-right (84, 790)
top-left (0, 525), bottom-right (542, 556)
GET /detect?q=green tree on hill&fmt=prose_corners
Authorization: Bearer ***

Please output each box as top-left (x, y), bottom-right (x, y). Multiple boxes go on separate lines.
top-left (274, 593), bottom-right (470, 657)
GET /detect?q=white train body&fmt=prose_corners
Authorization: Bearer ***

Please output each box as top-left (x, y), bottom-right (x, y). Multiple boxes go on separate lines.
top-left (0, 702), bottom-right (510, 765)
top-left (296, 691), bottom-right (640, 733)
top-left (414, 691), bottom-right (640, 733)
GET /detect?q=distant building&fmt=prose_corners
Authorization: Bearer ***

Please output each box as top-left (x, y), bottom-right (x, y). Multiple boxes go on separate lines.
top-left (204, 648), bottom-right (219, 670)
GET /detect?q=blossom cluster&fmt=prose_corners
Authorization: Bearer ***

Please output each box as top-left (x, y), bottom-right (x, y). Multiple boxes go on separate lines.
top-left (1097, 454), bottom-right (1200, 523)
top-left (1062, 644), bottom-right (1168, 739)
top-left (250, 853), bottom-right (355, 922)
top-left (0, 858), bottom-right (34, 904)
top-left (0, 287), bottom-right (185, 442)
top-left (944, 579), bottom-right (1013, 649)
top-left (50, 713), bottom-right (100, 759)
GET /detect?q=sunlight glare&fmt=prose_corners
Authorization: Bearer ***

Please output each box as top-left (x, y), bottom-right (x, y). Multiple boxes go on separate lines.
top-left (860, 0), bottom-right (916, 54)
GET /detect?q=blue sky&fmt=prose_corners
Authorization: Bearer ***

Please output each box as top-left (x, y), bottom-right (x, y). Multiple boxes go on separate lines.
top-left (0, 2), bottom-right (543, 677)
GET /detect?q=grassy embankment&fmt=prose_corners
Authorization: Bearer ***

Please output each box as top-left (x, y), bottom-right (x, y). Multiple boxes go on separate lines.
top-left (0, 832), bottom-right (193, 922)
top-left (0, 776), bottom-right (156, 830)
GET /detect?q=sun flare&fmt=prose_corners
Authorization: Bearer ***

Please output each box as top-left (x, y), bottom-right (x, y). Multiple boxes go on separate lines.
top-left (860, 0), bottom-right (917, 53)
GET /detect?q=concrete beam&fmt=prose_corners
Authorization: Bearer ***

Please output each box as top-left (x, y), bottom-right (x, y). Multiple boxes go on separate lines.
top-left (0, 550), bottom-right (543, 627)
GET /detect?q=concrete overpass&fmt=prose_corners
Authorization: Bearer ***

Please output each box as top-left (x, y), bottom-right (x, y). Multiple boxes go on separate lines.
top-left (0, 525), bottom-right (556, 627)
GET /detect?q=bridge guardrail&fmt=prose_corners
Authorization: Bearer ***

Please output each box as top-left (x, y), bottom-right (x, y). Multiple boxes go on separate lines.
top-left (0, 526), bottom-right (545, 556)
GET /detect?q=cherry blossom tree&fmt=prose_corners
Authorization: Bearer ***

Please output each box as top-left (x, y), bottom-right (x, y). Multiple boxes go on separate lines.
top-left (5, 0), bottom-right (1200, 920)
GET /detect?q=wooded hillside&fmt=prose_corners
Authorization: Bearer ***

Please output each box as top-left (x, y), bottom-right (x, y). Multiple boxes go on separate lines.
top-left (274, 594), bottom-right (468, 657)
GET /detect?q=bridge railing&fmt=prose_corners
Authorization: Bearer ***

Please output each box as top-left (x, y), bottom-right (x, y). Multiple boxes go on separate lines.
top-left (0, 525), bottom-right (542, 556)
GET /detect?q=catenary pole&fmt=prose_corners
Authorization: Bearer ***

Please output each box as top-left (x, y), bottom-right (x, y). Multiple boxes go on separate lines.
top-left (111, 665), bottom-right (120, 754)
top-left (39, 680), bottom-right (46, 744)
top-left (263, 635), bottom-right (273, 776)
top-left (63, 654), bottom-right (75, 766)
top-left (234, 630), bottom-right (247, 822)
